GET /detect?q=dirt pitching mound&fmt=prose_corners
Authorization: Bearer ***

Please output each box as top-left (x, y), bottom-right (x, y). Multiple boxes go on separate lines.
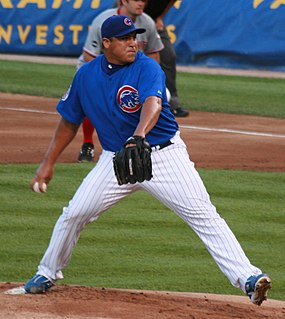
top-left (1, 283), bottom-right (285, 319)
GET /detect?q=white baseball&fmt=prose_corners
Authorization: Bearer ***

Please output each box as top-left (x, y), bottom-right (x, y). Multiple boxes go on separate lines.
top-left (33, 182), bottom-right (47, 193)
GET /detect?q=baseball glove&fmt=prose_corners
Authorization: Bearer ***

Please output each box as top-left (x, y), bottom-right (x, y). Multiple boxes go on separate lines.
top-left (113, 136), bottom-right (152, 185)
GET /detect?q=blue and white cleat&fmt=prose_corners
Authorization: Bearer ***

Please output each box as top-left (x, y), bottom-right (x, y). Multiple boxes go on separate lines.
top-left (245, 273), bottom-right (272, 306)
top-left (24, 274), bottom-right (54, 294)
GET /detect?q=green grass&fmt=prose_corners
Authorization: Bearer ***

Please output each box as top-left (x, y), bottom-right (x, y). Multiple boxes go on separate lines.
top-left (1, 59), bottom-right (285, 117)
top-left (178, 72), bottom-right (285, 118)
top-left (0, 60), bottom-right (75, 98)
top-left (0, 163), bottom-right (284, 301)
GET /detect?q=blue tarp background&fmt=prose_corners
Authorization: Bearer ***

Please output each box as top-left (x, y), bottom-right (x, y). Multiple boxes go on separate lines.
top-left (1, 0), bottom-right (285, 70)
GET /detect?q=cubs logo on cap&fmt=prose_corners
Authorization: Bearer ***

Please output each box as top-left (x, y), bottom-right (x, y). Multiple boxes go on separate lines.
top-left (101, 15), bottom-right (146, 39)
top-left (124, 17), bottom-right (132, 26)
top-left (117, 85), bottom-right (142, 113)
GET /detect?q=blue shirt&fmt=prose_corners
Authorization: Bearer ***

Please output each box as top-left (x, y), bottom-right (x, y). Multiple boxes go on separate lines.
top-left (57, 51), bottom-right (178, 151)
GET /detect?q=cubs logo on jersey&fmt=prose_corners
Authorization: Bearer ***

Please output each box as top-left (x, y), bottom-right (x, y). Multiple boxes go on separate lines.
top-left (117, 85), bottom-right (141, 113)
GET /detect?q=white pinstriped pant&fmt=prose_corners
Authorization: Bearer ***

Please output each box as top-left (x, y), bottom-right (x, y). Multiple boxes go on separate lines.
top-left (37, 132), bottom-right (261, 292)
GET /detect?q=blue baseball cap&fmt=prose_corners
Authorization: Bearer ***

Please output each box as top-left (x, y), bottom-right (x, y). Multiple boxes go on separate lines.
top-left (101, 15), bottom-right (146, 39)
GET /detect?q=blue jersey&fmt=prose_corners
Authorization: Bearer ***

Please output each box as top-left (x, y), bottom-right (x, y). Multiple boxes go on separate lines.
top-left (57, 51), bottom-right (178, 152)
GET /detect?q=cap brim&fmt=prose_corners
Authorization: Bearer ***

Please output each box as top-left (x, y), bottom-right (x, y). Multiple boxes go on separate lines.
top-left (135, 28), bottom-right (146, 34)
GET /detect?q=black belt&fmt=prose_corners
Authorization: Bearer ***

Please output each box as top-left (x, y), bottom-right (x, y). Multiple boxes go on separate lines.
top-left (151, 140), bottom-right (173, 151)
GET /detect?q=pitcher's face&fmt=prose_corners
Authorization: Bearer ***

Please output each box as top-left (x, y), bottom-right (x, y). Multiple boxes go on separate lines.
top-left (103, 32), bottom-right (138, 65)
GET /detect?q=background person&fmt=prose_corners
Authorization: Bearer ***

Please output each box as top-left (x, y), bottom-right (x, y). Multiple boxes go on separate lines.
top-left (77, 0), bottom-right (163, 162)
top-left (24, 15), bottom-right (271, 308)
top-left (144, 0), bottom-right (189, 117)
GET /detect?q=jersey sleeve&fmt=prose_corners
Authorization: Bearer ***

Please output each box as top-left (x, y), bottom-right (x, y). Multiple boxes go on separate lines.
top-left (56, 71), bottom-right (86, 125)
top-left (143, 14), bottom-right (164, 53)
top-left (83, 16), bottom-right (103, 57)
top-left (83, 9), bottom-right (117, 57)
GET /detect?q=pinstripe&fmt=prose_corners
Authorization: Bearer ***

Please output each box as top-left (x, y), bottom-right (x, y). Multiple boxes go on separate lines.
top-left (37, 136), bottom-right (262, 292)
top-left (38, 151), bottom-right (136, 280)
top-left (142, 136), bottom-right (261, 290)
